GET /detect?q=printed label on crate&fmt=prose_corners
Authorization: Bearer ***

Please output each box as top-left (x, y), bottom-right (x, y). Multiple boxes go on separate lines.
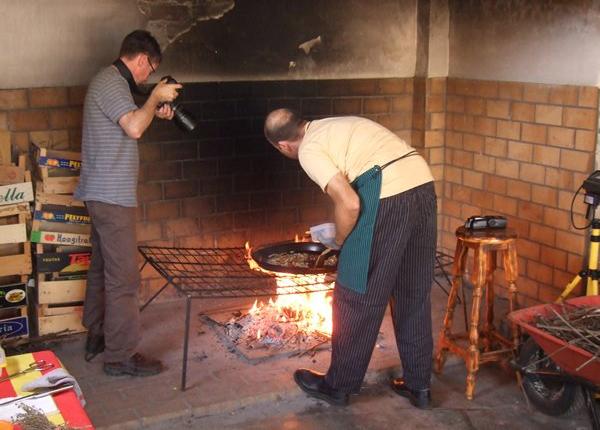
top-left (0, 283), bottom-right (27, 308)
top-left (0, 316), bottom-right (28, 338)
top-left (34, 208), bottom-right (90, 224)
top-left (36, 252), bottom-right (91, 274)
top-left (31, 230), bottom-right (91, 247)
top-left (38, 156), bottom-right (81, 170)
top-left (0, 182), bottom-right (34, 206)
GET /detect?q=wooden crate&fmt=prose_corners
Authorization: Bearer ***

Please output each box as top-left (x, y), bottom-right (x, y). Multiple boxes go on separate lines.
top-left (35, 248), bottom-right (90, 277)
top-left (31, 142), bottom-right (81, 194)
top-left (35, 192), bottom-right (85, 208)
top-left (0, 274), bottom-right (30, 339)
top-left (34, 239), bottom-right (88, 336)
top-left (0, 154), bottom-right (28, 186)
top-left (0, 132), bottom-right (10, 166)
top-left (0, 203), bottom-right (32, 277)
top-left (0, 181), bottom-right (34, 208)
top-left (37, 307), bottom-right (84, 336)
top-left (0, 315), bottom-right (29, 339)
top-left (35, 275), bottom-right (86, 335)
top-left (0, 243), bottom-right (31, 277)
top-left (37, 276), bottom-right (86, 305)
top-left (0, 281), bottom-right (27, 310)
top-left (32, 201), bottom-right (90, 231)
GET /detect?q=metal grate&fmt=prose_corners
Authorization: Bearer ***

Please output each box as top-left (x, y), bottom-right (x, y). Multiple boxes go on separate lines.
top-left (138, 246), bottom-right (335, 299)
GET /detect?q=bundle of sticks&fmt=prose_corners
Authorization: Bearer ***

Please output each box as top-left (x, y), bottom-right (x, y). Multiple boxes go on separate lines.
top-left (534, 304), bottom-right (600, 369)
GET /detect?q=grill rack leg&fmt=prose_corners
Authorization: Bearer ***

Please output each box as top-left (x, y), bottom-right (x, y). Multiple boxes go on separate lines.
top-left (181, 295), bottom-right (192, 391)
top-left (140, 280), bottom-right (171, 312)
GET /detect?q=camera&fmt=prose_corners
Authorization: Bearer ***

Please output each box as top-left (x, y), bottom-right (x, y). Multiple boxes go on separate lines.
top-left (464, 215), bottom-right (507, 230)
top-left (160, 76), bottom-right (197, 132)
top-left (583, 171), bottom-right (600, 207)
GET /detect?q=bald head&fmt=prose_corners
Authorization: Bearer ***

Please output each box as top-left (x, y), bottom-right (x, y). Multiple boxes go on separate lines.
top-left (264, 108), bottom-right (305, 146)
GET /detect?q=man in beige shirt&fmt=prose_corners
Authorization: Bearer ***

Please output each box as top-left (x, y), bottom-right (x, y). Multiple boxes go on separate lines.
top-left (264, 108), bottom-right (437, 408)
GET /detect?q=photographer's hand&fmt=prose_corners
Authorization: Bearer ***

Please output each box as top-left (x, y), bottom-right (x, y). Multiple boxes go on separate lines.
top-left (118, 79), bottom-right (182, 139)
top-left (152, 79), bottom-right (182, 103)
top-left (155, 103), bottom-right (174, 120)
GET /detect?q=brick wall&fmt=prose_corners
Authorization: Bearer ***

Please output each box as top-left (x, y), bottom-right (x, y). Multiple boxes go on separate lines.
top-left (439, 78), bottom-right (598, 306)
top-left (0, 78), bottom-right (417, 300)
top-left (4, 77), bottom-right (591, 305)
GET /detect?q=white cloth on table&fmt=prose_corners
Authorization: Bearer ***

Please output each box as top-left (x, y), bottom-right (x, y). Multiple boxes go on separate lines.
top-left (21, 368), bottom-right (85, 407)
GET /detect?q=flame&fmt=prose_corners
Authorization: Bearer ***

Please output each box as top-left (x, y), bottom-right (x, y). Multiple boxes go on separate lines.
top-left (244, 241), bottom-right (333, 336)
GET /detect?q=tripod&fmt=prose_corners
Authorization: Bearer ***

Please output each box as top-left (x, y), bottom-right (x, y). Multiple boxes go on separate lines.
top-left (557, 200), bottom-right (600, 301)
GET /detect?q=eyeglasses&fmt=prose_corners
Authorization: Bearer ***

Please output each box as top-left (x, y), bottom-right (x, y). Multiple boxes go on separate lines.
top-left (147, 55), bottom-right (156, 75)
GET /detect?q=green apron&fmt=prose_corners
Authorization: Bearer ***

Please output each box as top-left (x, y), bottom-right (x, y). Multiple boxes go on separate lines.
top-left (337, 150), bottom-right (418, 294)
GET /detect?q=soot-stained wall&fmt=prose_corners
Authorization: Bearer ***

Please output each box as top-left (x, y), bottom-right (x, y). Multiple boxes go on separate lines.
top-left (157, 0), bottom-right (417, 82)
top-left (449, 0), bottom-right (600, 86)
top-left (1, 0), bottom-right (418, 88)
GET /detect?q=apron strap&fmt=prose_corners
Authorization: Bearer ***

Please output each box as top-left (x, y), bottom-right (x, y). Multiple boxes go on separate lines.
top-left (380, 150), bottom-right (418, 171)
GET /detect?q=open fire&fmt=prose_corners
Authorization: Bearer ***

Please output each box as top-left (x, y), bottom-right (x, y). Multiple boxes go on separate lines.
top-left (222, 242), bottom-right (334, 352)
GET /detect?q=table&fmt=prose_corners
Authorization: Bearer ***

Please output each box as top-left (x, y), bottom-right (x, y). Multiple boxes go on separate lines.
top-left (0, 350), bottom-right (93, 428)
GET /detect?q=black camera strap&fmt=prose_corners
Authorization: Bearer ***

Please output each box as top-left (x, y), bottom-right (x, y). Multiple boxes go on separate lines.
top-left (112, 58), bottom-right (147, 96)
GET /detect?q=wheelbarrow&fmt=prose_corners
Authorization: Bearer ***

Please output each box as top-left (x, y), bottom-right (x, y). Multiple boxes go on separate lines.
top-left (508, 296), bottom-right (600, 428)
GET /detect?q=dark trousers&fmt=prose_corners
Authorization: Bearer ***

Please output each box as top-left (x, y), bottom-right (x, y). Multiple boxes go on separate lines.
top-left (325, 182), bottom-right (437, 393)
top-left (83, 201), bottom-right (141, 362)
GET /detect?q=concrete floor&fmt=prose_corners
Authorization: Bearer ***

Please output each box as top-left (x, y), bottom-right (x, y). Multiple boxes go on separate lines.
top-left (39, 279), bottom-right (593, 430)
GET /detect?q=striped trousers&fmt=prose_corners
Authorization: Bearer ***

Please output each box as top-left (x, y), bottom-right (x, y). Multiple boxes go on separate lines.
top-left (325, 182), bottom-right (437, 393)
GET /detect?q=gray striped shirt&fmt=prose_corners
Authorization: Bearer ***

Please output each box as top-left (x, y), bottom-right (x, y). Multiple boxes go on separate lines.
top-left (75, 66), bottom-right (139, 207)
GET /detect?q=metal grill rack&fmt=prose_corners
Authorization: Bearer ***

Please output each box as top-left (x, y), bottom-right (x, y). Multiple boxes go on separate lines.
top-left (138, 246), bottom-right (454, 391)
top-left (138, 246), bottom-right (334, 300)
top-left (137, 245), bottom-right (335, 390)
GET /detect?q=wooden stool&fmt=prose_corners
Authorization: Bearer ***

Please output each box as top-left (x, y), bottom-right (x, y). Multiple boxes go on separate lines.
top-left (434, 226), bottom-right (519, 400)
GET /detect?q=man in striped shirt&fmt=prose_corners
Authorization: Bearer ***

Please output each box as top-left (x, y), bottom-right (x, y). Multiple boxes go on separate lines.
top-left (75, 30), bottom-right (181, 376)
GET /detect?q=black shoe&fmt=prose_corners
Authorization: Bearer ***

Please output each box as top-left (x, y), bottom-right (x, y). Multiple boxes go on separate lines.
top-left (84, 334), bottom-right (105, 362)
top-left (391, 378), bottom-right (431, 409)
top-left (103, 353), bottom-right (164, 377)
top-left (293, 368), bottom-right (349, 406)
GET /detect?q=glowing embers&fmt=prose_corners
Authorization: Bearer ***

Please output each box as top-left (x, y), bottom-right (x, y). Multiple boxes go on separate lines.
top-left (218, 242), bottom-right (334, 359)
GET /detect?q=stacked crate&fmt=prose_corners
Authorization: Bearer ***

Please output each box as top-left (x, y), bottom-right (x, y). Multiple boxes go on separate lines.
top-left (30, 141), bottom-right (89, 336)
top-left (0, 138), bottom-right (35, 340)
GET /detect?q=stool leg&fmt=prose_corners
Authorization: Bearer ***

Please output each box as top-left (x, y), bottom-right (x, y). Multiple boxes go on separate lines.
top-left (466, 247), bottom-right (486, 400)
top-left (482, 250), bottom-right (496, 352)
top-left (434, 240), bottom-right (467, 373)
top-left (503, 242), bottom-right (519, 352)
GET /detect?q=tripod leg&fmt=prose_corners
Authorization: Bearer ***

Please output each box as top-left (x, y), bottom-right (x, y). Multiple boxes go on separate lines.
top-left (586, 224), bottom-right (600, 296)
top-left (558, 275), bottom-right (582, 303)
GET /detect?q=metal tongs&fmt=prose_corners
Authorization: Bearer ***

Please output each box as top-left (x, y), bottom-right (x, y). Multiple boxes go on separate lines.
top-left (0, 360), bottom-right (54, 384)
top-left (0, 382), bottom-right (74, 407)
top-left (313, 248), bottom-right (337, 268)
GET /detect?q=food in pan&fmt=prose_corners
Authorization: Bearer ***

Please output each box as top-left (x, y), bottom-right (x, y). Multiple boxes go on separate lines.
top-left (266, 251), bottom-right (337, 268)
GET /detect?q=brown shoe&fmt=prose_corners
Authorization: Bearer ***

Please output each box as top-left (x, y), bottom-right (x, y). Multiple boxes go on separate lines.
top-left (103, 353), bottom-right (163, 377)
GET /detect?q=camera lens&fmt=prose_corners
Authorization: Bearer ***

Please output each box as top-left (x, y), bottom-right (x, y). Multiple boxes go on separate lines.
top-left (158, 76), bottom-right (197, 132)
top-left (172, 104), bottom-right (197, 132)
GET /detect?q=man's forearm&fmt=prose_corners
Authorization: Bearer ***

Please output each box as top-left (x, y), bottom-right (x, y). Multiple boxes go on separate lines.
top-left (334, 203), bottom-right (360, 245)
top-left (119, 93), bottom-right (160, 139)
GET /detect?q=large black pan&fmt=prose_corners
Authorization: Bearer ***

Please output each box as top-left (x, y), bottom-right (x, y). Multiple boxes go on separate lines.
top-left (251, 241), bottom-right (338, 275)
